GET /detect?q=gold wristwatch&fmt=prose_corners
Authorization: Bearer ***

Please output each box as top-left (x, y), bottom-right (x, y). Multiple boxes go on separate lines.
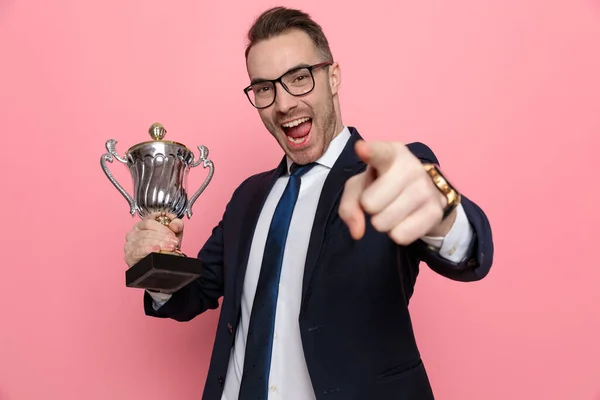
top-left (423, 163), bottom-right (461, 220)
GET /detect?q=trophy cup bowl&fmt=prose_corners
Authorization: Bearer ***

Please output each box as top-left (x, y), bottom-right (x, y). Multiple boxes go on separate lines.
top-left (100, 123), bottom-right (214, 294)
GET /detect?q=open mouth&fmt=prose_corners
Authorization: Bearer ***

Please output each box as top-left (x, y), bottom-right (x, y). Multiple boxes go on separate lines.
top-left (282, 117), bottom-right (312, 147)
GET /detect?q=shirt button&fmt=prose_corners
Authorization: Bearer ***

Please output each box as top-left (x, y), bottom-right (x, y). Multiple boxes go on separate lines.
top-left (447, 245), bottom-right (456, 256)
top-left (467, 258), bottom-right (478, 267)
top-left (274, 332), bottom-right (277, 339)
top-left (270, 385), bottom-right (277, 392)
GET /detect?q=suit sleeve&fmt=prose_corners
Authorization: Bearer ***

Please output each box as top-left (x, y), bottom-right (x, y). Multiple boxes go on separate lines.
top-left (407, 142), bottom-right (495, 282)
top-left (142, 217), bottom-right (225, 321)
top-left (142, 180), bottom-right (248, 321)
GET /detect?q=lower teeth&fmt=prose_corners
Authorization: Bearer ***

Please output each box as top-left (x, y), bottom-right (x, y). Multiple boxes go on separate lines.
top-left (288, 136), bottom-right (305, 143)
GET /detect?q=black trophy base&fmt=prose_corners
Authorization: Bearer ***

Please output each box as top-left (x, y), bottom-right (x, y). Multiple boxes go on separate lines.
top-left (126, 252), bottom-right (204, 294)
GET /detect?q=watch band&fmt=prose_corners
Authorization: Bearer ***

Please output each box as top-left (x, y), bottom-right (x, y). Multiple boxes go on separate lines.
top-left (422, 163), bottom-right (461, 220)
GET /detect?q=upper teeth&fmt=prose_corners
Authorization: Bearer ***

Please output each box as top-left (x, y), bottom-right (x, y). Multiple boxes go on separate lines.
top-left (282, 117), bottom-right (310, 128)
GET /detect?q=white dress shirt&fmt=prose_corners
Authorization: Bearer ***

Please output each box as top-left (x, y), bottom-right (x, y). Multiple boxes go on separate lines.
top-left (148, 126), bottom-right (474, 399)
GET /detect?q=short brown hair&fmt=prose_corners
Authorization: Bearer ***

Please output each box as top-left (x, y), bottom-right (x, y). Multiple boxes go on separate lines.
top-left (245, 7), bottom-right (333, 62)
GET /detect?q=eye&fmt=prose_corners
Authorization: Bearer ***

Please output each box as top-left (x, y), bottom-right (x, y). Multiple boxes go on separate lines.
top-left (254, 84), bottom-right (272, 94)
top-left (292, 73), bottom-right (310, 83)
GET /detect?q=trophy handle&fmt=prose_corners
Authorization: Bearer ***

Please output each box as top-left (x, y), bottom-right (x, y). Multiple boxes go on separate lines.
top-left (186, 145), bottom-right (214, 218)
top-left (100, 139), bottom-right (137, 216)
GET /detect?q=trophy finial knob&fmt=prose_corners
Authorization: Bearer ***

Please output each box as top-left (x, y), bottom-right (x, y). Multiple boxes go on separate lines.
top-left (149, 123), bottom-right (166, 140)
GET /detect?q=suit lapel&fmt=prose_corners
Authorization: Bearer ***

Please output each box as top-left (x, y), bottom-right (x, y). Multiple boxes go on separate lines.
top-left (301, 127), bottom-right (366, 306)
top-left (233, 159), bottom-right (287, 311)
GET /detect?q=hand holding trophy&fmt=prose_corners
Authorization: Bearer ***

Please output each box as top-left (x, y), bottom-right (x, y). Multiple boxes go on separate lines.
top-left (100, 123), bottom-right (214, 294)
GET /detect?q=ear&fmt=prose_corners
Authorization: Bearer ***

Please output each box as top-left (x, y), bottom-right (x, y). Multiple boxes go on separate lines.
top-left (329, 61), bottom-right (341, 95)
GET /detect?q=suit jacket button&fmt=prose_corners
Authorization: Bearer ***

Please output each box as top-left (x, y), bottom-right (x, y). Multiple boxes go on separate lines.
top-left (227, 323), bottom-right (233, 334)
top-left (217, 376), bottom-right (224, 387)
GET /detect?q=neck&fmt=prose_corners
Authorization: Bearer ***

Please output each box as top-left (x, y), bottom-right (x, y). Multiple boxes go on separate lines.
top-left (331, 121), bottom-right (344, 140)
top-left (332, 97), bottom-right (344, 139)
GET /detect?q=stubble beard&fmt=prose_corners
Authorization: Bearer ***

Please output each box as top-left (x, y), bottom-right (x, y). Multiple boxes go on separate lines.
top-left (280, 98), bottom-right (337, 165)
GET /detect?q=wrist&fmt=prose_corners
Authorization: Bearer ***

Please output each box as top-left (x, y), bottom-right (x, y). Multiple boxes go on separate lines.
top-left (426, 207), bottom-right (458, 237)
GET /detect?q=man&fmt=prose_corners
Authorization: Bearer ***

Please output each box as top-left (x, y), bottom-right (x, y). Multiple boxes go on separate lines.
top-left (123, 6), bottom-right (494, 400)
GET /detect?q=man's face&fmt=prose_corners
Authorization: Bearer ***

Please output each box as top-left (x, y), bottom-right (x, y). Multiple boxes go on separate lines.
top-left (246, 29), bottom-right (340, 165)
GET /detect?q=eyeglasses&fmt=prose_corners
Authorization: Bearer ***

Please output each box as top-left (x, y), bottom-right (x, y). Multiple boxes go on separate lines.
top-left (243, 62), bottom-right (332, 109)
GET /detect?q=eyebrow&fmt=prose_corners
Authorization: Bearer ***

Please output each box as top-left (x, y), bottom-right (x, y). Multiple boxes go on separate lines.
top-left (250, 63), bottom-right (311, 86)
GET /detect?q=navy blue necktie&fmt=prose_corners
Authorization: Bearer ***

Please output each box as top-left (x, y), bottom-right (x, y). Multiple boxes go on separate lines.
top-left (238, 162), bottom-right (316, 400)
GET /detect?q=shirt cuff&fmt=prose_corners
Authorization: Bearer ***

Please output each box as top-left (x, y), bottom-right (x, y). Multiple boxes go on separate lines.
top-left (420, 203), bottom-right (474, 263)
top-left (146, 290), bottom-right (172, 311)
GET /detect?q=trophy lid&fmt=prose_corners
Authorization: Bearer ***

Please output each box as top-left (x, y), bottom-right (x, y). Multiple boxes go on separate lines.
top-left (127, 123), bottom-right (191, 153)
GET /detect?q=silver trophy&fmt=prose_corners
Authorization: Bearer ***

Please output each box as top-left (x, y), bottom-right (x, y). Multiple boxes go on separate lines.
top-left (100, 123), bottom-right (214, 293)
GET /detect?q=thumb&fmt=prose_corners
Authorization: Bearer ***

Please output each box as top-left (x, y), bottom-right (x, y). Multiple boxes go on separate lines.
top-left (355, 140), bottom-right (397, 174)
top-left (169, 218), bottom-right (185, 235)
top-left (339, 173), bottom-right (368, 240)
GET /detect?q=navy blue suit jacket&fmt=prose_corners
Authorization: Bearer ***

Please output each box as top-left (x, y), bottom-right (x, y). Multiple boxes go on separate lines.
top-left (144, 127), bottom-right (494, 399)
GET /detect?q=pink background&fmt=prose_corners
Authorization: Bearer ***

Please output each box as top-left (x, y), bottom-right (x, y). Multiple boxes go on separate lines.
top-left (1, 0), bottom-right (599, 399)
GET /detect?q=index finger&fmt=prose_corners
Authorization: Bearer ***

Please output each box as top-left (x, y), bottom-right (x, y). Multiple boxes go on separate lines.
top-left (355, 140), bottom-right (398, 174)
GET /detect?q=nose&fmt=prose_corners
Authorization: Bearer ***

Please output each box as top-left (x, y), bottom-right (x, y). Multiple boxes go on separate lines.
top-left (273, 82), bottom-right (298, 114)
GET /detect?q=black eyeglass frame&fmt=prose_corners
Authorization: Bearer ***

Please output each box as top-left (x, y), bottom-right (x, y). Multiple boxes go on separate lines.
top-left (243, 61), bottom-right (333, 109)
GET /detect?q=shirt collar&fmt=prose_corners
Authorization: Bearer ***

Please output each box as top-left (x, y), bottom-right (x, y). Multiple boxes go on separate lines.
top-left (285, 126), bottom-right (351, 174)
